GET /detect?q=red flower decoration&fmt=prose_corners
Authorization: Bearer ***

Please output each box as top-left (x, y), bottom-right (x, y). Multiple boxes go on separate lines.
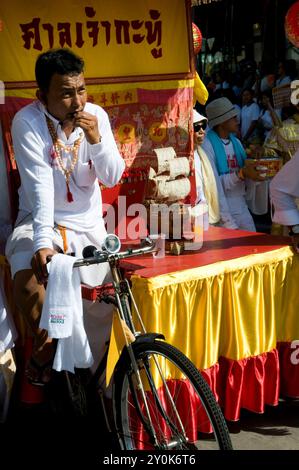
top-left (285, 1), bottom-right (299, 49)
top-left (192, 23), bottom-right (202, 55)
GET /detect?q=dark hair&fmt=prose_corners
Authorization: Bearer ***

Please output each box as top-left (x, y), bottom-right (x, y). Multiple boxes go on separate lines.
top-left (259, 89), bottom-right (274, 108)
top-left (35, 48), bottom-right (84, 92)
top-left (242, 87), bottom-right (254, 96)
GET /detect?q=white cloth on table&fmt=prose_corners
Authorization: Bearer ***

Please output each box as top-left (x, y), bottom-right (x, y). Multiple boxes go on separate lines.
top-left (39, 253), bottom-right (93, 373)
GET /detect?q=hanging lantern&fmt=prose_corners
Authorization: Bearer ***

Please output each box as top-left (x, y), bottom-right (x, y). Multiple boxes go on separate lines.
top-left (192, 23), bottom-right (202, 54)
top-left (285, 1), bottom-right (299, 49)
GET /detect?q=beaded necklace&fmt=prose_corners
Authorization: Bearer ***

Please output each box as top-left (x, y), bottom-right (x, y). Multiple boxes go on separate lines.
top-left (46, 115), bottom-right (84, 202)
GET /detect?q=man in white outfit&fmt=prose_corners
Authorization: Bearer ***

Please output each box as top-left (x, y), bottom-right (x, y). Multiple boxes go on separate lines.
top-left (202, 97), bottom-right (265, 231)
top-left (270, 148), bottom-right (299, 253)
top-left (5, 49), bottom-right (125, 385)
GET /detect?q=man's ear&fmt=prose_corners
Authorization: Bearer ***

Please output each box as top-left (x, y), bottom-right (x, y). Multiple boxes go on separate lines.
top-left (36, 89), bottom-right (47, 105)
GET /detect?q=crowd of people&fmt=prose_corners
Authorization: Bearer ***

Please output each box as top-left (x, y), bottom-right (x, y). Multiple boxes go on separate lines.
top-left (205, 59), bottom-right (297, 150)
top-left (194, 57), bottom-right (299, 234)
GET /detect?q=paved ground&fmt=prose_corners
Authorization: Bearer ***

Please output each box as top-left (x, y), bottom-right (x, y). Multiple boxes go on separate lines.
top-left (3, 393), bottom-right (299, 451)
top-left (227, 398), bottom-right (299, 450)
top-left (2, 398), bottom-right (298, 469)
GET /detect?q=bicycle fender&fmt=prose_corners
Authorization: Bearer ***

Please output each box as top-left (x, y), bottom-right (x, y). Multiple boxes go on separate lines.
top-left (114, 333), bottom-right (165, 373)
top-left (135, 333), bottom-right (165, 343)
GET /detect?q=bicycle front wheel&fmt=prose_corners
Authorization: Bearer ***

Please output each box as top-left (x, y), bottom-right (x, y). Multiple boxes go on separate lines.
top-left (114, 339), bottom-right (232, 450)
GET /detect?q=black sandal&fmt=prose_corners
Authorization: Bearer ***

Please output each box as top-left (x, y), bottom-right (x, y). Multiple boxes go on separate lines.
top-left (25, 356), bottom-right (53, 387)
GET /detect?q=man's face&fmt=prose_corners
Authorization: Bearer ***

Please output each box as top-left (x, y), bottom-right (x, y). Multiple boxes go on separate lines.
top-left (242, 90), bottom-right (252, 106)
top-left (222, 116), bottom-right (239, 134)
top-left (41, 72), bottom-right (87, 123)
top-left (194, 120), bottom-right (207, 145)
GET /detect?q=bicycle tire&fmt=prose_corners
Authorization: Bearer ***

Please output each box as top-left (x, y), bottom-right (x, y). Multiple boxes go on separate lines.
top-left (114, 339), bottom-right (233, 450)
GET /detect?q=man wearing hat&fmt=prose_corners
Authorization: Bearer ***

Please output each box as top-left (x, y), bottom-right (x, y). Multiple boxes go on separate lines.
top-left (193, 109), bottom-right (238, 229)
top-left (202, 97), bottom-right (265, 231)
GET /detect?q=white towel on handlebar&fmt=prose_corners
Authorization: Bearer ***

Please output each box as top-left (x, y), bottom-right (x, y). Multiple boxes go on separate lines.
top-left (39, 253), bottom-right (94, 373)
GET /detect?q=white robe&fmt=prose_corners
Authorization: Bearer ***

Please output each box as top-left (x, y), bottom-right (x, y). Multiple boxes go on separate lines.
top-left (270, 148), bottom-right (299, 226)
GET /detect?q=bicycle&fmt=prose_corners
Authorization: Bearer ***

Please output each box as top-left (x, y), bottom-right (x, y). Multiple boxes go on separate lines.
top-left (64, 235), bottom-right (233, 450)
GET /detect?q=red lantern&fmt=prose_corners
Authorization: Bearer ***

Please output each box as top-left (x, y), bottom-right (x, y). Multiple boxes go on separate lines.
top-left (285, 1), bottom-right (299, 49)
top-left (192, 23), bottom-right (202, 55)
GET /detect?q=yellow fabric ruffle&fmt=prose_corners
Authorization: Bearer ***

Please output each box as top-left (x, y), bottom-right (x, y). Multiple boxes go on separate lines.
top-left (193, 72), bottom-right (209, 106)
top-left (131, 246), bottom-right (299, 371)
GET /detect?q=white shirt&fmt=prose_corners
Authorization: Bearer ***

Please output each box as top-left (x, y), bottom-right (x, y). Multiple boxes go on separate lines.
top-left (275, 76), bottom-right (291, 87)
top-left (241, 102), bottom-right (260, 139)
top-left (270, 148), bottom-right (299, 226)
top-left (12, 101), bottom-right (125, 253)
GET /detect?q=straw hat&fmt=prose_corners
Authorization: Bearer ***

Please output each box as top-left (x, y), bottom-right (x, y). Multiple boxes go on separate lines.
top-left (205, 97), bottom-right (237, 128)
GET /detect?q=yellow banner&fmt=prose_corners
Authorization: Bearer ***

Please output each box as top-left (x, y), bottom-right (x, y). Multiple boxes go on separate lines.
top-left (0, 0), bottom-right (192, 85)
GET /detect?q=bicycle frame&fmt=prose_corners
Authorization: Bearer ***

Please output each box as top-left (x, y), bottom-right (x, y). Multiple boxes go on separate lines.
top-left (72, 236), bottom-right (233, 450)
top-left (74, 237), bottom-right (186, 448)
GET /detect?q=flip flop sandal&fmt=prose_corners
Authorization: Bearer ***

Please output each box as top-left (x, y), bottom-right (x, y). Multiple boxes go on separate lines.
top-left (25, 356), bottom-right (53, 387)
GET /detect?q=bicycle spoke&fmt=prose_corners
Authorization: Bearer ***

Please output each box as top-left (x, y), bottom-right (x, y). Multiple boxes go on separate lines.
top-left (114, 341), bottom-right (232, 450)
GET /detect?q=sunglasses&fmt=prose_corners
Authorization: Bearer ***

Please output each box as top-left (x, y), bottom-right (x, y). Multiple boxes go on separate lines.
top-left (193, 121), bottom-right (207, 132)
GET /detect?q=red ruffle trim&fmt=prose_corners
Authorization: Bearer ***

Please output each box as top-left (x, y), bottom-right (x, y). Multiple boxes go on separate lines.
top-left (201, 349), bottom-right (280, 422)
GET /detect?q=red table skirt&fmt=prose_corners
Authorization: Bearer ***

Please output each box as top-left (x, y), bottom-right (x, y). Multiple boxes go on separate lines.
top-left (131, 342), bottom-right (298, 448)
top-left (200, 342), bottom-right (299, 422)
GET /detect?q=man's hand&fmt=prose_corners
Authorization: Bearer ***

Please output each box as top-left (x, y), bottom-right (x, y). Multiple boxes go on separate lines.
top-left (74, 111), bottom-right (101, 145)
top-left (31, 248), bottom-right (57, 285)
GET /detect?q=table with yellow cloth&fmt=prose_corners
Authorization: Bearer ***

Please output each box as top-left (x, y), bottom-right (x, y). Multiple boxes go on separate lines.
top-left (122, 226), bottom-right (299, 421)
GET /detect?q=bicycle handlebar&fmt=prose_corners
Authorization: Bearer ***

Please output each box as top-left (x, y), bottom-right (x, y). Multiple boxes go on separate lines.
top-left (73, 237), bottom-right (156, 268)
